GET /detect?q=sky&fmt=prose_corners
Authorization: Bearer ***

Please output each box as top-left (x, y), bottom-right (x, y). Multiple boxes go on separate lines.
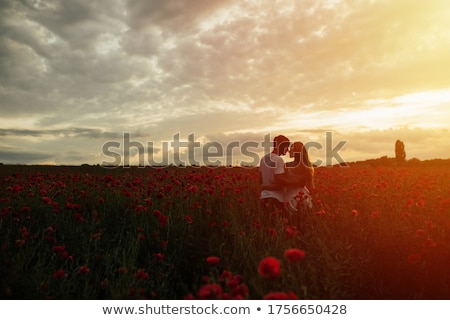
top-left (1, 0), bottom-right (449, 166)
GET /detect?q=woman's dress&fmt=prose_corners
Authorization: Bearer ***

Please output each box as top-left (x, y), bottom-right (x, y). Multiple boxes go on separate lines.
top-left (284, 168), bottom-right (313, 214)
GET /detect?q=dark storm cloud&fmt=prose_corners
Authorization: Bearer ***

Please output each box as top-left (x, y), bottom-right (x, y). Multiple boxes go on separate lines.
top-left (0, 149), bottom-right (53, 163)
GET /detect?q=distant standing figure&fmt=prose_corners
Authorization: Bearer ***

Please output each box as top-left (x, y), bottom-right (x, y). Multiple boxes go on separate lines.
top-left (395, 140), bottom-right (406, 164)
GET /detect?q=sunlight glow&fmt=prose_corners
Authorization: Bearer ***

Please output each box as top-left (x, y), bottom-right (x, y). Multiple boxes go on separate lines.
top-left (0, 117), bottom-right (37, 130)
top-left (282, 89), bottom-right (450, 132)
top-left (391, 90), bottom-right (450, 106)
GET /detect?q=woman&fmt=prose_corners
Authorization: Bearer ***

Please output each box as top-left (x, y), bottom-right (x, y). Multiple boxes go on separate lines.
top-left (284, 142), bottom-right (314, 214)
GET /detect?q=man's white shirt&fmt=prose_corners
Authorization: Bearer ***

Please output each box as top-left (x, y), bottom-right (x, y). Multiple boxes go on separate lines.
top-left (259, 153), bottom-right (285, 203)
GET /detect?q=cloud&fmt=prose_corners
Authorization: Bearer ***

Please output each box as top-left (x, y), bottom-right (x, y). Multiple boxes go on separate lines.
top-left (125, 0), bottom-right (237, 32)
top-left (0, 0), bottom-right (449, 164)
top-left (0, 145), bottom-right (53, 164)
top-left (0, 127), bottom-right (121, 139)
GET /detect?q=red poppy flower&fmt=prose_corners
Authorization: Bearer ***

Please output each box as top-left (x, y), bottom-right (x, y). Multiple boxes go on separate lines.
top-left (20, 227), bottom-right (30, 238)
top-left (196, 284), bottom-right (222, 299)
top-left (73, 213), bottom-right (85, 223)
top-left (15, 239), bottom-right (26, 247)
top-left (45, 226), bottom-right (55, 234)
top-left (266, 228), bottom-right (277, 237)
top-left (253, 220), bottom-right (262, 229)
top-left (61, 251), bottom-right (73, 261)
top-left (316, 209), bottom-right (325, 216)
top-left (77, 265), bottom-right (90, 275)
top-left (424, 239), bottom-right (434, 247)
top-left (206, 256), bottom-right (220, 267)
top-left (263, 291), bottom-right (298, 299)
top-left (258, 257), bottom-right (281, 280)
top-left (230, 283), bottom-right (249, 299)
top-left (92, 233), bottom-right (101, 240)
top-left (416, 229), bottom-right (425, 237)
top-left (52, 245), bottom-right (66, 253)
top-left (20, 206), bottom-right (31, 213)
top-left (153, 209), bottom-right (162, 217)
top-left (284, 248), bottom-right (306, 263)
top-left (153, 253), bottom-right (164, 262)
top-left (52, 269), bottom-right (65, 279)
top-left (159, 215), bottom-right (168, 227)
top-left (226, 277), bottom-right (240, 289)
top-left (117, 266), bottom-right (128, 274)
top-left (285, 225), bottom-right (298, 239)
top-left (407, 253), bottom-right (421, 264)
top-left (135, 205), bottom-right (146, 214)
top-left (188, 185), bottom-right (198, 194)
top-left (135, 269), bottom-right (149, 281)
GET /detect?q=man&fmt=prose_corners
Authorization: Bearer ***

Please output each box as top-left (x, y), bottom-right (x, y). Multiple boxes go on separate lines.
top-left (259, 134), bottom-right (291, 215)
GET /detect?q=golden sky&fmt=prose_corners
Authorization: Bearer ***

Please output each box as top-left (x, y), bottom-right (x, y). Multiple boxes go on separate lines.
top-left (0, 0), bottom-right (449, 165)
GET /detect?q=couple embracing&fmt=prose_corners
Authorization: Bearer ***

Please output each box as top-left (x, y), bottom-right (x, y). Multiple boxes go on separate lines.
top-left (259, 135), bottom-right (314, 215)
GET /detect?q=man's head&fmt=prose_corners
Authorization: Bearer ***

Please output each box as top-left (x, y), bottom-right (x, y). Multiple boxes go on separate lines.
top-left (273, 135), bottom-right (290, 156)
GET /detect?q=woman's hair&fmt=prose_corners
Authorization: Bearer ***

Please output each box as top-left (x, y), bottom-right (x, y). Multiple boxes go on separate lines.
top-left (288, 142), bottom-right (315, 189)
top-left (290, 142), bottom-right (312, 169)
top-left (286, 142), bottom-right (315, 189)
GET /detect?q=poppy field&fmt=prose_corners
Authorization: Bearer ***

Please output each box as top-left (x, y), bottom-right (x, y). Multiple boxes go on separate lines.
top-left (1, 161), bottom-right (450, 299)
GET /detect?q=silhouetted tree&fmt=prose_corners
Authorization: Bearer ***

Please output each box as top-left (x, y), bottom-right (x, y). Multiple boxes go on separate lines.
top-left (395, 140), bottom-right (406, 164)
